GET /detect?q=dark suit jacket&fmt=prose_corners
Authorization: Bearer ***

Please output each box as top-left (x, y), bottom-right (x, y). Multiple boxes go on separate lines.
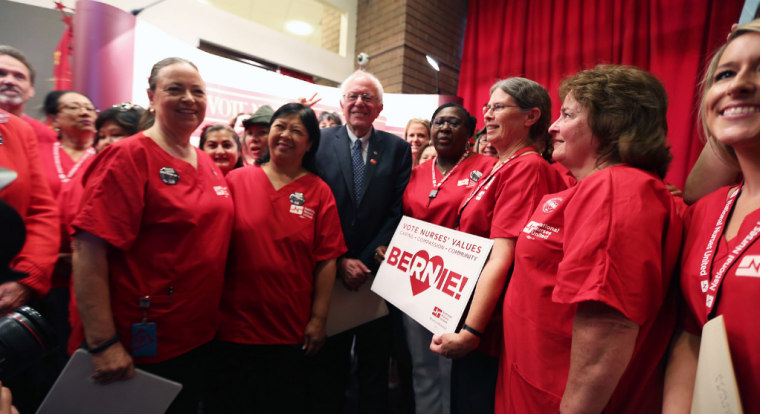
top-left (315, 125), bottom-right (411, 273)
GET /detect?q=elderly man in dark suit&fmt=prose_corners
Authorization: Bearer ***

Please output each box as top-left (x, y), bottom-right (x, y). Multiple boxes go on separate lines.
top-left (308, 70), bottom-right (411, 413)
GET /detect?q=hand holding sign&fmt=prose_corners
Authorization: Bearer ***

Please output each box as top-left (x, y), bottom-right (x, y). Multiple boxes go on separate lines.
top-left (430, 331), bottom-right (480, 359)
top-left (371, 216), bottom-right (493, 335)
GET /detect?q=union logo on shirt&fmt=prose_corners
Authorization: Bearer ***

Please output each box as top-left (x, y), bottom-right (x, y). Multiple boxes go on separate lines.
top-left (289, 204), bottom-right (315, 219)
top-left (522, 220), bottom-right (560, 240)
top-left (736, 255), bottom-right (760, 277)
top-left (542, 197), bottom-right (562, 213)
top-left (213, 185), bottom-right (230, 198)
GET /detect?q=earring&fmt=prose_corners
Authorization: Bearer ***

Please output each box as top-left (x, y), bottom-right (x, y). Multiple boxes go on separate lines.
top-left (149, 107), bottom-right (156, 114)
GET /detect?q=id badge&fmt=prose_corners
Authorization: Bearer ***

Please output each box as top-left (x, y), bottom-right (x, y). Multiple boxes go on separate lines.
top-left (131, 322), bottom-right (158, 357)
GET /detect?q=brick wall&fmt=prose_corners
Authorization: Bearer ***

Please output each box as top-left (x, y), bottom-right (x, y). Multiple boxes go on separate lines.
top-left (321, 5), bottom-right (342, 54)
top-left (354, 0), bottom-right (468, 95)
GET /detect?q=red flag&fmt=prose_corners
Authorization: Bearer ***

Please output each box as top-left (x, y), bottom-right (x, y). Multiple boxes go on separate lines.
top-left (53, 2), bottom-right (73, 90)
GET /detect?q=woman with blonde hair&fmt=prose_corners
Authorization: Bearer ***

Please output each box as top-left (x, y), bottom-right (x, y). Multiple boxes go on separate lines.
top-left (405, 118), bottom-right (431, 166)
top-left (665, 19), bottom-right (760, 413)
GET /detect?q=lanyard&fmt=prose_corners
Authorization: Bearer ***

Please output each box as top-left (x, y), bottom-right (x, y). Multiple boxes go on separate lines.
top-left (700, 185), bottom-right (760, 317)
top-left (454, 146), bottom-right (536, 229)
top-left (428, 150), bottom-right (470, 202)
top-left (53, 142), bottom-right (95, 183)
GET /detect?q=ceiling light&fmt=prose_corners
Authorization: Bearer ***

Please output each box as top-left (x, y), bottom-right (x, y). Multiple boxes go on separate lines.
top-left (285, 20), bottom-right (314, 36)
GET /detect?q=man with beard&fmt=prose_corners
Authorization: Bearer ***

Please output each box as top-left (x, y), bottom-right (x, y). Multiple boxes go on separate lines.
top-left (0, 46), bottom-right (56, 144)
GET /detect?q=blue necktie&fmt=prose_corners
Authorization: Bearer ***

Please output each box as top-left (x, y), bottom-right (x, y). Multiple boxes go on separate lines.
top-left (352, 139), bottom-right (364, 204)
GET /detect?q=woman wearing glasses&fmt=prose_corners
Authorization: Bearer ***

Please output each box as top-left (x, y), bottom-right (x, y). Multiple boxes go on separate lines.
top-left (392, 103), bottom-right (496, 414)
top-left (60, 102), bottom-right (144, 231)
top-left (430, 79), bottom-right (566, 413)
top-left (38, 91), bottom-right (97, 198)
top-left (33, 91), bottom-right (98, 375)
top-left (59, 102), bottom-right (145, 355)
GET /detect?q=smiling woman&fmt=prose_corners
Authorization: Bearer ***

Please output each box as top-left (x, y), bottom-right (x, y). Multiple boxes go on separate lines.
top-left (404, 118), bottom-right (431, 166)
top-left (206, 103), bottom-right (346, 413)
top-left (668, 19), bottom-right (760, 413)
top-left (70, 57), bottom-right (234, 414)
top-left (199, 124), bottom-right (244, 175)
top-left (432, 80), bottom-right (566, 414)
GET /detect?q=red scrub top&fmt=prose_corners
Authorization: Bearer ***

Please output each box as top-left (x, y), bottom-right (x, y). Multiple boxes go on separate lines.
top-left (21, 114), bottom-right (57, 145)
top-left (70, 133), bottom-right (234, 363)
top-left (497, 165), bottom-right (682, 414)
top-left (38, 141), bottom-right (96, 289)
top-left (457, 147), bottom-right (567, 356)
top-left (403, 153), bottom-right (496, 229)
top-left (0, 109), bottom-right (58, 297)
top-left (550, 160), bottom-right (577, 187)
top-left (216, 166), bottom-right (346, 345)
top-left (38, 141), bottom-right (96, 199)
top-left (680, 186), bottom-right (760, 412)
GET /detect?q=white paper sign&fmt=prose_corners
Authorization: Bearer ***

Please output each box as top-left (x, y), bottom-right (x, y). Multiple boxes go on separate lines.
top-left (691, 315), bottom-right (744, 414)
top-left (371, 216), bottom-right (493, 335)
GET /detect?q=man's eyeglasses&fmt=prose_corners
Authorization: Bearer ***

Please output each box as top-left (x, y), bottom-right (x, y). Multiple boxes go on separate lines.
top-left (432, 117), bottom-right (463, 128)
top-left (482, 103), bottom-right (520, 115)
top-left (343, 93), bottom-right (377, 104)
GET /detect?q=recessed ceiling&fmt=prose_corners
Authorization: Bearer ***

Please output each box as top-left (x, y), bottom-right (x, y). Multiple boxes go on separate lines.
top-left (200, 0), bottom-right (342, 53)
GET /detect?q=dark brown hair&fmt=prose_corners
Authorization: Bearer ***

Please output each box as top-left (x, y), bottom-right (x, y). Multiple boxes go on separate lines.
top-left (559, 65), bottom-right (672, 178)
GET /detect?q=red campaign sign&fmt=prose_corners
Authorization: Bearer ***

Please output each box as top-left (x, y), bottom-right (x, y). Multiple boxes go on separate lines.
top-left (386, 247), bottom-right (469, 300)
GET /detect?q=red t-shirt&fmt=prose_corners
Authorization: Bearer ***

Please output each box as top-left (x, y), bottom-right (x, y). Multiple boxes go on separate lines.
top-left (216, 166), bottom-right (346, 345)
top-left (69, 133), bottom-right (234, 363)
top-left (680, 186), bottom-right (760, 412)
top-left (21, 114), bottom-right (57, 145)
top-left (457, 147), bottom-right (567, 356)
top-left (497, 165), bottom-right (682, 414)
top-left (550, 160), bottom-right (577, 187)
top-left (403, 153), bottom-right (496, 229)
top-left (0, 109), bottom-right (58, 297)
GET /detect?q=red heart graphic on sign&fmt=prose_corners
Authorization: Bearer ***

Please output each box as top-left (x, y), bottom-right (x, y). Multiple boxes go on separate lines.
top-left (408, 250), bottom-right (444, 296)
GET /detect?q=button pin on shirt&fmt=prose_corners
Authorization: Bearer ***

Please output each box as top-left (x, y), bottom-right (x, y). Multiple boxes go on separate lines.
top-left (159, 167), bottom-right (179, 185)
top-left (290, 192), bottom-right (306, 206)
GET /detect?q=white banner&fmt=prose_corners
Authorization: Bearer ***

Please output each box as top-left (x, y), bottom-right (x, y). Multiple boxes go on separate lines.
top-left (371, 216), bottom-right (493, 335)
top-left (130, 19), bottom-right (442, 140)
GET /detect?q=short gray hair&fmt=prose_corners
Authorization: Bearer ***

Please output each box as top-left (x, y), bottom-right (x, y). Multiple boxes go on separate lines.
top-left (490, 77), bottom-right (551, 149)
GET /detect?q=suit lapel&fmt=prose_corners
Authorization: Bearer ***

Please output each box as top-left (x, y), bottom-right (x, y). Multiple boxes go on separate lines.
top-left (333, 127), bottom-right (356, 201)
top-left (359, 129), bottom-right (385, 203)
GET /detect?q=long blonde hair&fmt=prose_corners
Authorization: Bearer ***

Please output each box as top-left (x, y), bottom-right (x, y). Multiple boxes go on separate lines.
top-left (699, 19), bottom-right (760, 167)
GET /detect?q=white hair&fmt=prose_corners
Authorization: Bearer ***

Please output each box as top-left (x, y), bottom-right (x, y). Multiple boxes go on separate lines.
top-left (340, 70), bottom-right (384, 105)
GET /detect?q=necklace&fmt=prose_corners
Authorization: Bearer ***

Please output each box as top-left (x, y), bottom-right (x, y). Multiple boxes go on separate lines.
top-left (53, 141), bottom-right (95, 183)
top-left (429, 150), bottom-right (471, 201)
top-left (454, 146), bottom-right (536, 229)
